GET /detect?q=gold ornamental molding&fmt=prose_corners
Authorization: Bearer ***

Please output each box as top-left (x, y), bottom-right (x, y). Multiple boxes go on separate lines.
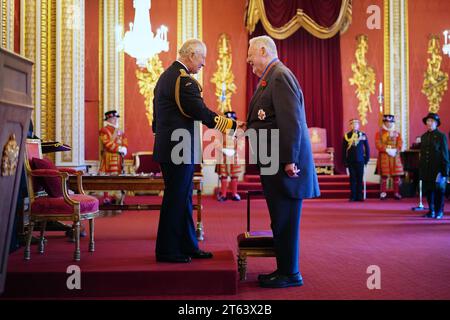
top-left (21, 0), bottom-right (56, 149)
top-left (1, 134), bottom-right (20, 176)
top-left (422, 35), bottom-right (449, 114)
top-left (349, 35), bottom-right (375, 126)
top-left (211, 33), bottom-right (236, 114)
top-left (100, 0), bottom-right (125, 131)
top-left (178, 0), bottom-right (203, 84)
top-left (0, 0), bottom-right (14, 50)
top-left (383, 0), bottom-right (409, 149)
top-left (136, 55), bottom-right (164, 126)
top-left (245, 0), bottom-right (352, 40)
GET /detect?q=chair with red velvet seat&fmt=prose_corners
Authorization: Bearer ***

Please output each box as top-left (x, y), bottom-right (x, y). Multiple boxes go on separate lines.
top-left (24, 139), bottom-right (99, 261)
top-left (308, 127), bottom-right (334, 175)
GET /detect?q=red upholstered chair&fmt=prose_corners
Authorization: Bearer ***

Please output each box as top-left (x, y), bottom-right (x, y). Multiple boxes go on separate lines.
top-left (132, 151), bottom-right (161, 175)
top-left (308, 127), bottom-right (334, 175)
top-left (24, 139), bottom-right (99, 261)
top-left (237, 191), bottom-right (275, 280)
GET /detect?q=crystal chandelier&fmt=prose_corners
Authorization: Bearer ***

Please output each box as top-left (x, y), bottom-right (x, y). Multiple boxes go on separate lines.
top-left (117, 0), bottom-right (169, 67)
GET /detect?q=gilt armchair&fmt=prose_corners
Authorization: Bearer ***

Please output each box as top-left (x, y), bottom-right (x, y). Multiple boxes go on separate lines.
top-left (308, 127), bottom-right (334, 175)
top-left (24, 139), bottom-right (99, 261)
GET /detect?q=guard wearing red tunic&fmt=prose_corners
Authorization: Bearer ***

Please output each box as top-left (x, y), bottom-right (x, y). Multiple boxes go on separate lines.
top-left (375, 114), bottom-right (404, 199)
top-left (216, 111), bottom-right (244, 201)
top-left (99, 110), bottom-right (128, 174)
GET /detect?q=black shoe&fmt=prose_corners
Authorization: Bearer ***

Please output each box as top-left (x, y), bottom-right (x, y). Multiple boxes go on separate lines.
top-left (216, 193), bottom-right (227, 202)
top-left (259, 272), bottom-right (303, 288)
top-left (349, 198), bottom-right (356, 202)
top-left (356, 198), bottom-right (364, 202)
top-left (188, 249), bottom-right (213, 259)
top-left (231, 194), bottom-right (241, 201)
top-left (423, 211), bottom-right (435, 218)
top-left (435, 211), bottom-right (444, 220)
top-left (156, 254), bottom-right (191, 263)
top-left (257, 270), bottom-right (278, 281)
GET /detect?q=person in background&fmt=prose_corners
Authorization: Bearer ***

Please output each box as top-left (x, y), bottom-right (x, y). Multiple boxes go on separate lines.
top-left (216, 111), bottom-right (243, 202)
top-left (342, 118), bottom-right (370, 202)
top-left (99, 110), bottom-right (128, 204)
top-left (419, 113), bottom-right (449, 219)
top-left (375, 114), bottom-right (404, 200)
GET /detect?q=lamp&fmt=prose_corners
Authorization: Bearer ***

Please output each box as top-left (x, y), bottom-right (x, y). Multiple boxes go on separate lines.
top-left (117, 0), bottom-right (169, 67)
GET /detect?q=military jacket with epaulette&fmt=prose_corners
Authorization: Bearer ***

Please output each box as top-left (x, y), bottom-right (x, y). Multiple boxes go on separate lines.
top-left (152, 61), bottom-right (236, 163)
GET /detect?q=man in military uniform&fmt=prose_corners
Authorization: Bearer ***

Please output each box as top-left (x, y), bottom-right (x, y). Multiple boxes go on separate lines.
top-left (375, 114), bottom-right (404, 200)
top-left (152, 39), bottom-right (241, 263)
top-left (342, 119), bottom-right (370, 202)
top-left (216, 111), bottom-right (243, 201)
top-left (419, 113), bottom-right (449, 219)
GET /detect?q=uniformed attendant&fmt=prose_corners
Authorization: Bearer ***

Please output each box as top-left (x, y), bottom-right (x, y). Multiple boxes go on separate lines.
top-left (216, 111), bottom-right (243, 202)
top-left (99, 110), bottom-right (128, 175)
top-left (152, 39), bottom-right (241, 263)
top-left (375, 114), bottom-right (404, 200)
top-left (342, 119), bottom-right (370, 201)
top-left (419, 113), bottom-right (449, 219)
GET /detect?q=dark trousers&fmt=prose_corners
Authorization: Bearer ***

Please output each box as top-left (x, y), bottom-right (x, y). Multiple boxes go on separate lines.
top-left (423, 181), bottom-right (446, 214)
top-left (348, 162), bottom-right (365, 200)
top-left (155, 163), bottom-right (198, 256)
top-left (260, 174), bottom-right (303, 275)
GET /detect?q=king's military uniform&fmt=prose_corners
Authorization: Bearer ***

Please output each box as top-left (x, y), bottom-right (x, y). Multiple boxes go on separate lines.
top-left (342, 124), bottom-right (370, 201)
top-left (152, 61), bottom-right (237, 260)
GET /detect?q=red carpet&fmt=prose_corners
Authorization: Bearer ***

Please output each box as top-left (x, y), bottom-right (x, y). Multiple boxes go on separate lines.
top-left (216, 174), bottom-right (382, 199)
top-left (2, 196), bottom-right (450, 300)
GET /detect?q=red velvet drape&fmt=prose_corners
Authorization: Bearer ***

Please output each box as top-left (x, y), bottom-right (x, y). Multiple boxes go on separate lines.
top-left (246, 0), bottom-right (345, 173)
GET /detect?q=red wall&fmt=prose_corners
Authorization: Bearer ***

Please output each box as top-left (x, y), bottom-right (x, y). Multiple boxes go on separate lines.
top-left (123, 0), bottom-right (178, 159)
top-left (409, 0), bottom-right (450, 142)
top-left (340, 0), bottom-right (384, 156)
top-left (202, 0), bottom-right (248, 123)
top-left (84, 0), bottom-right (100, 160)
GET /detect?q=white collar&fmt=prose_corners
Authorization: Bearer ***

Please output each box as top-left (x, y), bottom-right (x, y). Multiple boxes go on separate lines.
top-left (177, 60), bottom-right (190, 73)
top-left (382, 124), bottom-right (396, 132)
top-left (105, 121), bottom-right (119, 129)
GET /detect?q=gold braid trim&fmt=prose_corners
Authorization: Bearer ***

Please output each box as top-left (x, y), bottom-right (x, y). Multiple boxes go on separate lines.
top-left (246, 0), bottom-right (352, 40)
top-left (175, 71), bottom-right (193, 119)
top-left (214, 116), bottom-right (233, 133)
top-left (344, 132), bottom-right (360, 151)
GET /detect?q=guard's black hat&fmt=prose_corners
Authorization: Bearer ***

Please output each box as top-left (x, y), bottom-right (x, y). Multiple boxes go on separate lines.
top-left (382, 114), bottom-right (395, 123)
top-left (104, 110), bottom-right (120, 121)
top-left (422, 112), bottom-right (441, 127)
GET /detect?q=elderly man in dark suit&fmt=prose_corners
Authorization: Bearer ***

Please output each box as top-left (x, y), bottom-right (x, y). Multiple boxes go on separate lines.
top-left (419, 113), bottom-right (449, 219)
top-left (152, 39), bottom-right (241, 263)
top-left (246, 36), bottom-right (320, 288)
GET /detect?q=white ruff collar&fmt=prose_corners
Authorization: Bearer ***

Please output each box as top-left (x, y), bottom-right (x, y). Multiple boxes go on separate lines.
top-left (105, 121), bottom-right (119, 129)
top-left (382, 124), bottom-right (396, 132)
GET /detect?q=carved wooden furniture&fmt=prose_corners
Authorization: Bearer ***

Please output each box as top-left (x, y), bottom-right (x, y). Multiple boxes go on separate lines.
top-left (24, 139), bottom-right (99, 261)
top-left (237, 190), bottom-right (275, 280)
top-left (308, 127), bottom-right (334, 175)
top-left (0, 48), bottom-right (33, 294)
top-left (68, 174), bottom-right (205, 241)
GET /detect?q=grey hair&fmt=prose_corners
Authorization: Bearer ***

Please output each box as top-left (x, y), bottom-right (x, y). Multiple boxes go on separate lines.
top-left (178, 39), bottom-right (206, 58)
top-left (249, 36), bottom-right (278, 57)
